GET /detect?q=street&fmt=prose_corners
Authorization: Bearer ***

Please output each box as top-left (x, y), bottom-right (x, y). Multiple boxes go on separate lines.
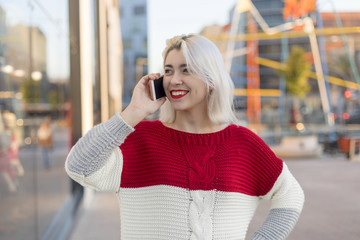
top-left (247, 155), bottom-right (360, 240)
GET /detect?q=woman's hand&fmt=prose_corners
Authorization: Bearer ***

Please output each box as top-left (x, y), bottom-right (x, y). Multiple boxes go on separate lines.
top-left (121, 73), bottom-right (166, 127)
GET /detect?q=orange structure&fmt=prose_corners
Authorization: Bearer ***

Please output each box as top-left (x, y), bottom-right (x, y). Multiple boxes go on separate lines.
top-left (246, 13), bottom-right (261, 124)
top-left (283, 0), bottom-right (316, 20)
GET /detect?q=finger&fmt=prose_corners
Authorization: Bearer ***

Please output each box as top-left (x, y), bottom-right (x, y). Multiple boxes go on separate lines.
top-left (152, 73), bottom-right (161, 79)
top-left (139, 73), bottom-right (161, 84)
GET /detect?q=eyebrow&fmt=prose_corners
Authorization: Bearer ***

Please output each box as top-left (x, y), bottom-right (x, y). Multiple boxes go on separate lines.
top-left (164, 64), bottom-right (187, 68)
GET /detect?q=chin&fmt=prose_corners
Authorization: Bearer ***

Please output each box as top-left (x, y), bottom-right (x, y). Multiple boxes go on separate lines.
top-left (170, 102), bottom-right (188, 111)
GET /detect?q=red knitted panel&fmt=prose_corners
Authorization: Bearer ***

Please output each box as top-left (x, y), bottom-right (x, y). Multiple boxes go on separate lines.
top-left (120, 121), bottom-right (283, 196)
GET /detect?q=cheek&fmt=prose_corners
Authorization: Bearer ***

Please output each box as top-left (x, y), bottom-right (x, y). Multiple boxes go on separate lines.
top-left (191, 87), bottom-right (208, 103)
top-left (195, 82), bottom-right (208, 97)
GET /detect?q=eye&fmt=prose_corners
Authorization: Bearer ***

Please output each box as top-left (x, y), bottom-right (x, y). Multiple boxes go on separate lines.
top-left (183, 68), bottom-right (189, 74)
top-left (164, 69), bottom-right (172, 75)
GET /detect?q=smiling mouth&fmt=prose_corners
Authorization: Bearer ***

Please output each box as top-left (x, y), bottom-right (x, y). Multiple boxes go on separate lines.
top-left (170, 90), bottom-right (189, 99)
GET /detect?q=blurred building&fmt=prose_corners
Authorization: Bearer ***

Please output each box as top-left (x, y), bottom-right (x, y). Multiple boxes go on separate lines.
top-left (321, 12), bottom-right (360, 74)
top-left (200, 0), bottom-right (360, 126)
top-left (0, 6), bottom-right (5, 59)
top-left (120, 0), bottom-right (148, 106)
top-left (6, 25), bottom-right (47, 73)
top-left (0, 5), bottom-right (7, 91)
top-left (321, 12), bottom-right (360, 122)
top-left (201, 0), bottom-right (315, 125)
top-left (200, 24), bottom-right (229, 55)
top-left (254, 0), bottom-right (317, 125)
top-left (5, 24), bottom-right (51, 103)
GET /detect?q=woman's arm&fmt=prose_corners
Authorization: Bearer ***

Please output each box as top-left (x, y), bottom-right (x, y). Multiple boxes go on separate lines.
top-left (65, 73), bottom-right (166, 192)
top-left (65, 113), bottom-right (134, 192)
top-left (249, 163), bottom-right (305, 240)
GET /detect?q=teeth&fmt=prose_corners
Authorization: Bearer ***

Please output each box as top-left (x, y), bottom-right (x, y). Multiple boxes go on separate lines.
top-left (172, 91), bottom-right (188, 96)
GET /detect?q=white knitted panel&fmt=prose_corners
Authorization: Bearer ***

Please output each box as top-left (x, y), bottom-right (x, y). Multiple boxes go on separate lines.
top-left (118, 185), bottom-right (191, 239)
top-left (117, 186), bottom-right (261, 240)
top-left (65, 147), bottom-right (122, 192)
top-left (213, 191), bottom-right (259, 240)
top-left (262, 163), bottom-right (304, 212)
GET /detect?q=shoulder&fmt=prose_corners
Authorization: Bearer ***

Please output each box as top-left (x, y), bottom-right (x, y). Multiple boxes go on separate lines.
top-left (229, 124), bottom-right (252, 133)
top-left (229, 124), bottom-right (283, 170)
top-left (231, 125), bottom-right (284, 195)
top-left (228, 124), bottom-right (264, 143)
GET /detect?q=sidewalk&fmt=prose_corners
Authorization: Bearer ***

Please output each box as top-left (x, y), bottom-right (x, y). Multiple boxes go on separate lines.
top-left (68, 154), bottom-right (360, 240)
top-left (68, 191), bottom-right (120, 240)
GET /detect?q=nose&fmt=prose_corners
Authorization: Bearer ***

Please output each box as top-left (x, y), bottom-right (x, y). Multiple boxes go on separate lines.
top-left (170, 73), bottom-right (183, 85)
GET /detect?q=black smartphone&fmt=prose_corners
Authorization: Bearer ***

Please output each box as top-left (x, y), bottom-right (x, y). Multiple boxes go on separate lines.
top-left (149, 76), bottom-right (166, 101)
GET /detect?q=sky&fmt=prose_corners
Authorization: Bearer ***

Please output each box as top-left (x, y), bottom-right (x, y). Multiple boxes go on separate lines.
top-left (147, 0), bottom-right (360, 73)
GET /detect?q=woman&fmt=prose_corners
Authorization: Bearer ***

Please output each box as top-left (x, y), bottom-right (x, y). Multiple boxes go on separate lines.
top-left (38, 117), bottom-right (53, 169)
top-left (65, 34), bottom-right (304, 239)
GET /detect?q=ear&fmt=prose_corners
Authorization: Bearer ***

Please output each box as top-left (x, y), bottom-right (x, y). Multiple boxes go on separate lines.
top-left (209, 85), bottom-right (214, 92)
top-left (208, 86), bottom-right (214, 96)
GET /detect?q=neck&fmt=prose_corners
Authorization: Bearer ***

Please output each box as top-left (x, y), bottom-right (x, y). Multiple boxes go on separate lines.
top-left (167, 111), bottom-right (225, 134)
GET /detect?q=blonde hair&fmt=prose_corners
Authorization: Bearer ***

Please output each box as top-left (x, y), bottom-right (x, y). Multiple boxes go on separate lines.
top-left (159, 34), bottom-right (237, 124)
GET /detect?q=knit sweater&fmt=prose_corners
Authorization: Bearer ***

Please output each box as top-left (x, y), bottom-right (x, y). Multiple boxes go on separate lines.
top-left (65, 113), bottom-right (304, 240)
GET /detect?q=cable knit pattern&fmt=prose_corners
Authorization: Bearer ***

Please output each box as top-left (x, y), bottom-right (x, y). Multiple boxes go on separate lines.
top-left (188, 190), bottom-right (215, 239)
top-left (65, 116), bottom-right (304, 239)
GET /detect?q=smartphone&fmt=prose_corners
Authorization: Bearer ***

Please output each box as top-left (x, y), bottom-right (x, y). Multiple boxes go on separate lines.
top-left (149, 76), bottom-right (166, 101)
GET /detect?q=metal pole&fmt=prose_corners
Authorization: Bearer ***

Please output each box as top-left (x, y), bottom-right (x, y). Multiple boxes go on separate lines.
top-left (316, 10), bottom-right (337, 142)
top-left (305, 18), bottom-right (334, 126)
top-left (279, 33), bottom-right (288, 126)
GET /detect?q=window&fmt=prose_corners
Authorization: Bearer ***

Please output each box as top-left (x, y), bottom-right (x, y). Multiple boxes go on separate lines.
top-left (134, 6), bottom-right (145, 15)
top-left (123, 38), bottom-right (132, 49)
top-left (0, 1), bottom-right (71, 239)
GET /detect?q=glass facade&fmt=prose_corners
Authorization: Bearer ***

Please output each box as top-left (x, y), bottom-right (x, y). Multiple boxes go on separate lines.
top-left (0, 0), bottom-right (71, 239)
top-left (0, 0), bottom-right (123, 238)
top-left (120, 0), bottom-right (148, 106)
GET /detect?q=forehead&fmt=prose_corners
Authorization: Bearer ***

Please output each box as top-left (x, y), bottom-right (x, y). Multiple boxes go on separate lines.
top-left (164, 50), bottom-right (186, 67)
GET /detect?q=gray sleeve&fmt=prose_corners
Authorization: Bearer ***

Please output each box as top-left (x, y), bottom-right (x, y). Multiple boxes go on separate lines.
top-left (249, 163), bottom-right (304, 240)
top-left (249, 208), bottom-right (300, 240)
top-left (65, 112), bottom-right (134, 177)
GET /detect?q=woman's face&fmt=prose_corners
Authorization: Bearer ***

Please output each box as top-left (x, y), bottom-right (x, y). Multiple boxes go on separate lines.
top-left (163, 49), bottom-right (208, 113)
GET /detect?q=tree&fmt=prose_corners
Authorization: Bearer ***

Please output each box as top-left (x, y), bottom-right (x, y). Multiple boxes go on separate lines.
top-left (20, 78), bottom-right (40, 104)
top-left (277, 46), bottom-right (311, 124)
top-left (48, 90), bottom-right (58, 110)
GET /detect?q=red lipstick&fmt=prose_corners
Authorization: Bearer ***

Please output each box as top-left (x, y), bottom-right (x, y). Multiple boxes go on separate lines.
top-left (170, 90), bottom-right (189, 99)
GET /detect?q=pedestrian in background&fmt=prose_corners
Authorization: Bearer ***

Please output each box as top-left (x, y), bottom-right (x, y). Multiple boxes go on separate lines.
top-left (65, 34), bottom-right (304, 239)
top-left (38, 116), bottom-right (53, 169)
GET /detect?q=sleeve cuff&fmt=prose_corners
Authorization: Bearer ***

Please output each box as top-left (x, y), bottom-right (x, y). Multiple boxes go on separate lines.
top-left (102, 112), bottom-right (135, 141)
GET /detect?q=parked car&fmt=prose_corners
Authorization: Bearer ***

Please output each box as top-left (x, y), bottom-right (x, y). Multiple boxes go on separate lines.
top-left (345, 111), bottom-right (360, 124)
